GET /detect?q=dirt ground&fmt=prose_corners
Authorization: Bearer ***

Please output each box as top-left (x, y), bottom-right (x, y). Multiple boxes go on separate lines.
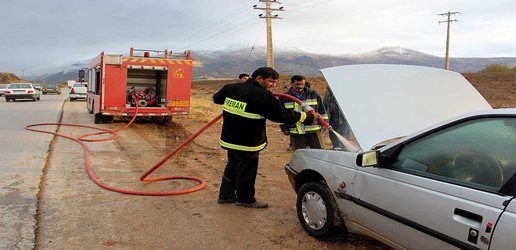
top-left (37, 72), bottom-right (514, 249)
top-left (37, 86), bottom-right (385, 249)
top-left (463, 72), bottom-right (516, 108)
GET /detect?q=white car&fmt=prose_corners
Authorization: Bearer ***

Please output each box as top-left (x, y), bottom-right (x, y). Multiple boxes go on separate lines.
top-left (0, 83), bottom-right (9, 96)
top-left (285, 64), bottom-right (516, 249)
top-left (69, 83), bottom-right (87, 101)
top-left (4, 83), bottom-right (41, 101)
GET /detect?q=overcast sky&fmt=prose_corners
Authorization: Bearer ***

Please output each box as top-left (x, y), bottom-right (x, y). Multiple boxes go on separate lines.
top-left (1, 0), bottom-right (515, 76)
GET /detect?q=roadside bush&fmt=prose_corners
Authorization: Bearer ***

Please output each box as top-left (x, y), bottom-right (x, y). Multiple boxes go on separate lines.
top-left (479, 64), bottom-right (512, 73)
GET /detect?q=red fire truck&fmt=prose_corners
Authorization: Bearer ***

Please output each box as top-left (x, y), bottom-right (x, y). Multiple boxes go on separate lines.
top-left (85, 48), bottom-right (192, 123)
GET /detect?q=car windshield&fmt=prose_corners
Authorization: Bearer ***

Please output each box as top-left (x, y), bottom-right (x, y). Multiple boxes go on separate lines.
top-left (8, 83), bottom-right (32, 89)
top-left (0, 84), bottom-right (9, 88)
top-left (73, 84), bottom-right (86, 88)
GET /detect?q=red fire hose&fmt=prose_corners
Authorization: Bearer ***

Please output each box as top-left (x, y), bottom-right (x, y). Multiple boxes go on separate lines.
top-left (272, 93), bottom-right (330, 128)
top-left (26, 93), bottom-right (326, 196)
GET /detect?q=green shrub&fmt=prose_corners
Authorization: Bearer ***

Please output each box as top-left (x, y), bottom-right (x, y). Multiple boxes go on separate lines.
top-left (479, 64), bottom-right (512, 73)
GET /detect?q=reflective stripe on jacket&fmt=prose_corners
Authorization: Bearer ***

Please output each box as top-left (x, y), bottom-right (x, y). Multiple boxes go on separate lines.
top-left (279, 87), bottom-right (328, 135)
top-left (213, 80), bottom-right (310, 152)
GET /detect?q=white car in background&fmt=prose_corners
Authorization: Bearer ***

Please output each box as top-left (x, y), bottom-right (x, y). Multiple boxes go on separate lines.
top-left (0, 83), bottom-right (10, 96)
top-left (69, 83), bottom-right (87, 101)
top-left (4, 83), bottom-right (41, 101)
top-left (285, 64), bottom-right (516, 249)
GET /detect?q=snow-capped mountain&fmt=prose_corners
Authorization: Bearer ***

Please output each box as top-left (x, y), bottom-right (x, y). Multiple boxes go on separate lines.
top-left (26, 47), bottom-right (516, 83)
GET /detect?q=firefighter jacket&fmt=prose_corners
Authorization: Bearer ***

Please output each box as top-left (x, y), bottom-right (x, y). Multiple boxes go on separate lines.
top-left (213, 80), bottom-right (314, 152)
top-left (279, 87), bottom-right (328, 134)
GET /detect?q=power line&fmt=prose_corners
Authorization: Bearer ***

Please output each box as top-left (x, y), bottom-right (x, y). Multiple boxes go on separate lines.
top-left (438, 11), bottom-right (461, 70)
top-left (287, 0), bottom-right (336, 12)
top-left (288, 0), bottom-right (319, 6)
top-left (186, 10), bottom-right (255, 46)
top-left (189, 17), bottom-right (261, 50)
top-left (185, 2), bottom-right (255, 47)
top-left (250, 21), bottom-right (267, 51)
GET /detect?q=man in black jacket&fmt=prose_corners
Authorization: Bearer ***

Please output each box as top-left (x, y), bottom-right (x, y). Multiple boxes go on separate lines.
top-left (213, 67), bottom-right (319, 208)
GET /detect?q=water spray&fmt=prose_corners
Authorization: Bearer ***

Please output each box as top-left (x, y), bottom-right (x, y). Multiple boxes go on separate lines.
top-left (273, 93), bottom-right (359, 152)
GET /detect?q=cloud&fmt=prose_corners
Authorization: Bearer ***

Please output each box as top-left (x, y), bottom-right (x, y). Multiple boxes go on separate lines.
top-left (0, 0), bottom-right (515, 76)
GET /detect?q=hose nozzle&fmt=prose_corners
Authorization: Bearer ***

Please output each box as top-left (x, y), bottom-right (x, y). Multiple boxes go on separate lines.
top-left (300, 102), bottom-right (314, 113)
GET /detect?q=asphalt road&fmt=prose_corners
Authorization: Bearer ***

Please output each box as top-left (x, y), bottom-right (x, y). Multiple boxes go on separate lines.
top-left (0, 91), bottom-right (66, 249)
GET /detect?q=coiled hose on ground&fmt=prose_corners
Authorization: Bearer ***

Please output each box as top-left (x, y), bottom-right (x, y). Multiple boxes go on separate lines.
top-left (26, 93), bottom-right (327, 196)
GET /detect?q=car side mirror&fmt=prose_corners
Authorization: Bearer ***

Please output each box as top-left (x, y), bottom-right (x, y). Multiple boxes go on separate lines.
top-left (356, 150), bottom-right (379, 167)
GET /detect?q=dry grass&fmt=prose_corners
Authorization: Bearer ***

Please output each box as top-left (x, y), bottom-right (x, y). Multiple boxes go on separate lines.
top-left (188, 95), bottom-right (221, 122)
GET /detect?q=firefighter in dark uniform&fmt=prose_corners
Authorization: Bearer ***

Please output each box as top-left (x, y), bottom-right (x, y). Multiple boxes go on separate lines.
top-left (213, 67), bottom-right (319, 208)
top-left (279, 75), bottom-right (328, 150)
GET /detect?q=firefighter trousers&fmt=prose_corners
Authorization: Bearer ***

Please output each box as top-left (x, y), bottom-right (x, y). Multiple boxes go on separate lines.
top-left (219, 150), bottom-right (259, 203)
top-left (291, 132), bottom-right (323, 150)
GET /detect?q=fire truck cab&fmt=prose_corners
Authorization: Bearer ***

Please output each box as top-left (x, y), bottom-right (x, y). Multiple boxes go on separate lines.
top-left (85, 48), bottom-right (192, 123)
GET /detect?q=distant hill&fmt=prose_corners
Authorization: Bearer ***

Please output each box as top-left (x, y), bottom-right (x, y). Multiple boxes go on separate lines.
top-left (192, 47), bottom-right (516, 78)
top-left (0, 72), bottom-right (26, 83)
top-left (25, 47), bottom-right (516, 83)
top-left (34, 70), bottom-right (79, 84)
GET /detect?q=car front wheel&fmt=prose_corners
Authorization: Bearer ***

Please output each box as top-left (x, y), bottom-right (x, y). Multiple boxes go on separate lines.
top-left (296, 182), bottom-right (340, 240)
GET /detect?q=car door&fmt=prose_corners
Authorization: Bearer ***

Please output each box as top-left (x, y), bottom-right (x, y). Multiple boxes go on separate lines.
top-left (489, 196), bottom-right (516, 249)
top-left (351, 116), bottom-right (516, 250)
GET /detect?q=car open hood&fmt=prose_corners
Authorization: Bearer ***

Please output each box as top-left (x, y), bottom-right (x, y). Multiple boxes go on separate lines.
top-left (320, 64), bottom-right (492, 151)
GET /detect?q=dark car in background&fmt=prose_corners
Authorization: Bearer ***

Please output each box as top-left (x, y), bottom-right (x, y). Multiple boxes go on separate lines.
top-left (42, 83), bottom-right (61, 94)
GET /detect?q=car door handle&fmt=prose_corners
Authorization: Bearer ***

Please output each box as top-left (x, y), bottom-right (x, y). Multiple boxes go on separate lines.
top-left (453, 208), bottom-right (483, 227)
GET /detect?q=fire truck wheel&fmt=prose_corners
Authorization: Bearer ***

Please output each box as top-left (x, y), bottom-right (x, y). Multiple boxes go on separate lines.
top-left (88, 101), bottom-right (94, 114)
top-left (94, 113), bottom-right (104, 124)
top-left (163, 116), bottom-right (173, 124)
top-left (151, 116), bottom-right (162, 123)
top-left (103, 115), bottom-right (114, 123)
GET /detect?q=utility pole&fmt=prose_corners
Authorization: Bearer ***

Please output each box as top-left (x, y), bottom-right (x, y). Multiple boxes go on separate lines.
top-left (254, 0), bottom-right (284, 69)
top-left (21, 67), bottom-right (25, 79)
top-left (438, 11), bottom-right (460, 70)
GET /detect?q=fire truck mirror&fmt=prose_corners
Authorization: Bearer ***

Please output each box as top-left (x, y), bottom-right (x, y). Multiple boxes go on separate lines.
top-left (78, 69), bottom-right (85, 80)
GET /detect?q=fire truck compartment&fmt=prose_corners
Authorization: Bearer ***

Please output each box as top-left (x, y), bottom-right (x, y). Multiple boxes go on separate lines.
top-left (126, 68), bottom-right (168, 107)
